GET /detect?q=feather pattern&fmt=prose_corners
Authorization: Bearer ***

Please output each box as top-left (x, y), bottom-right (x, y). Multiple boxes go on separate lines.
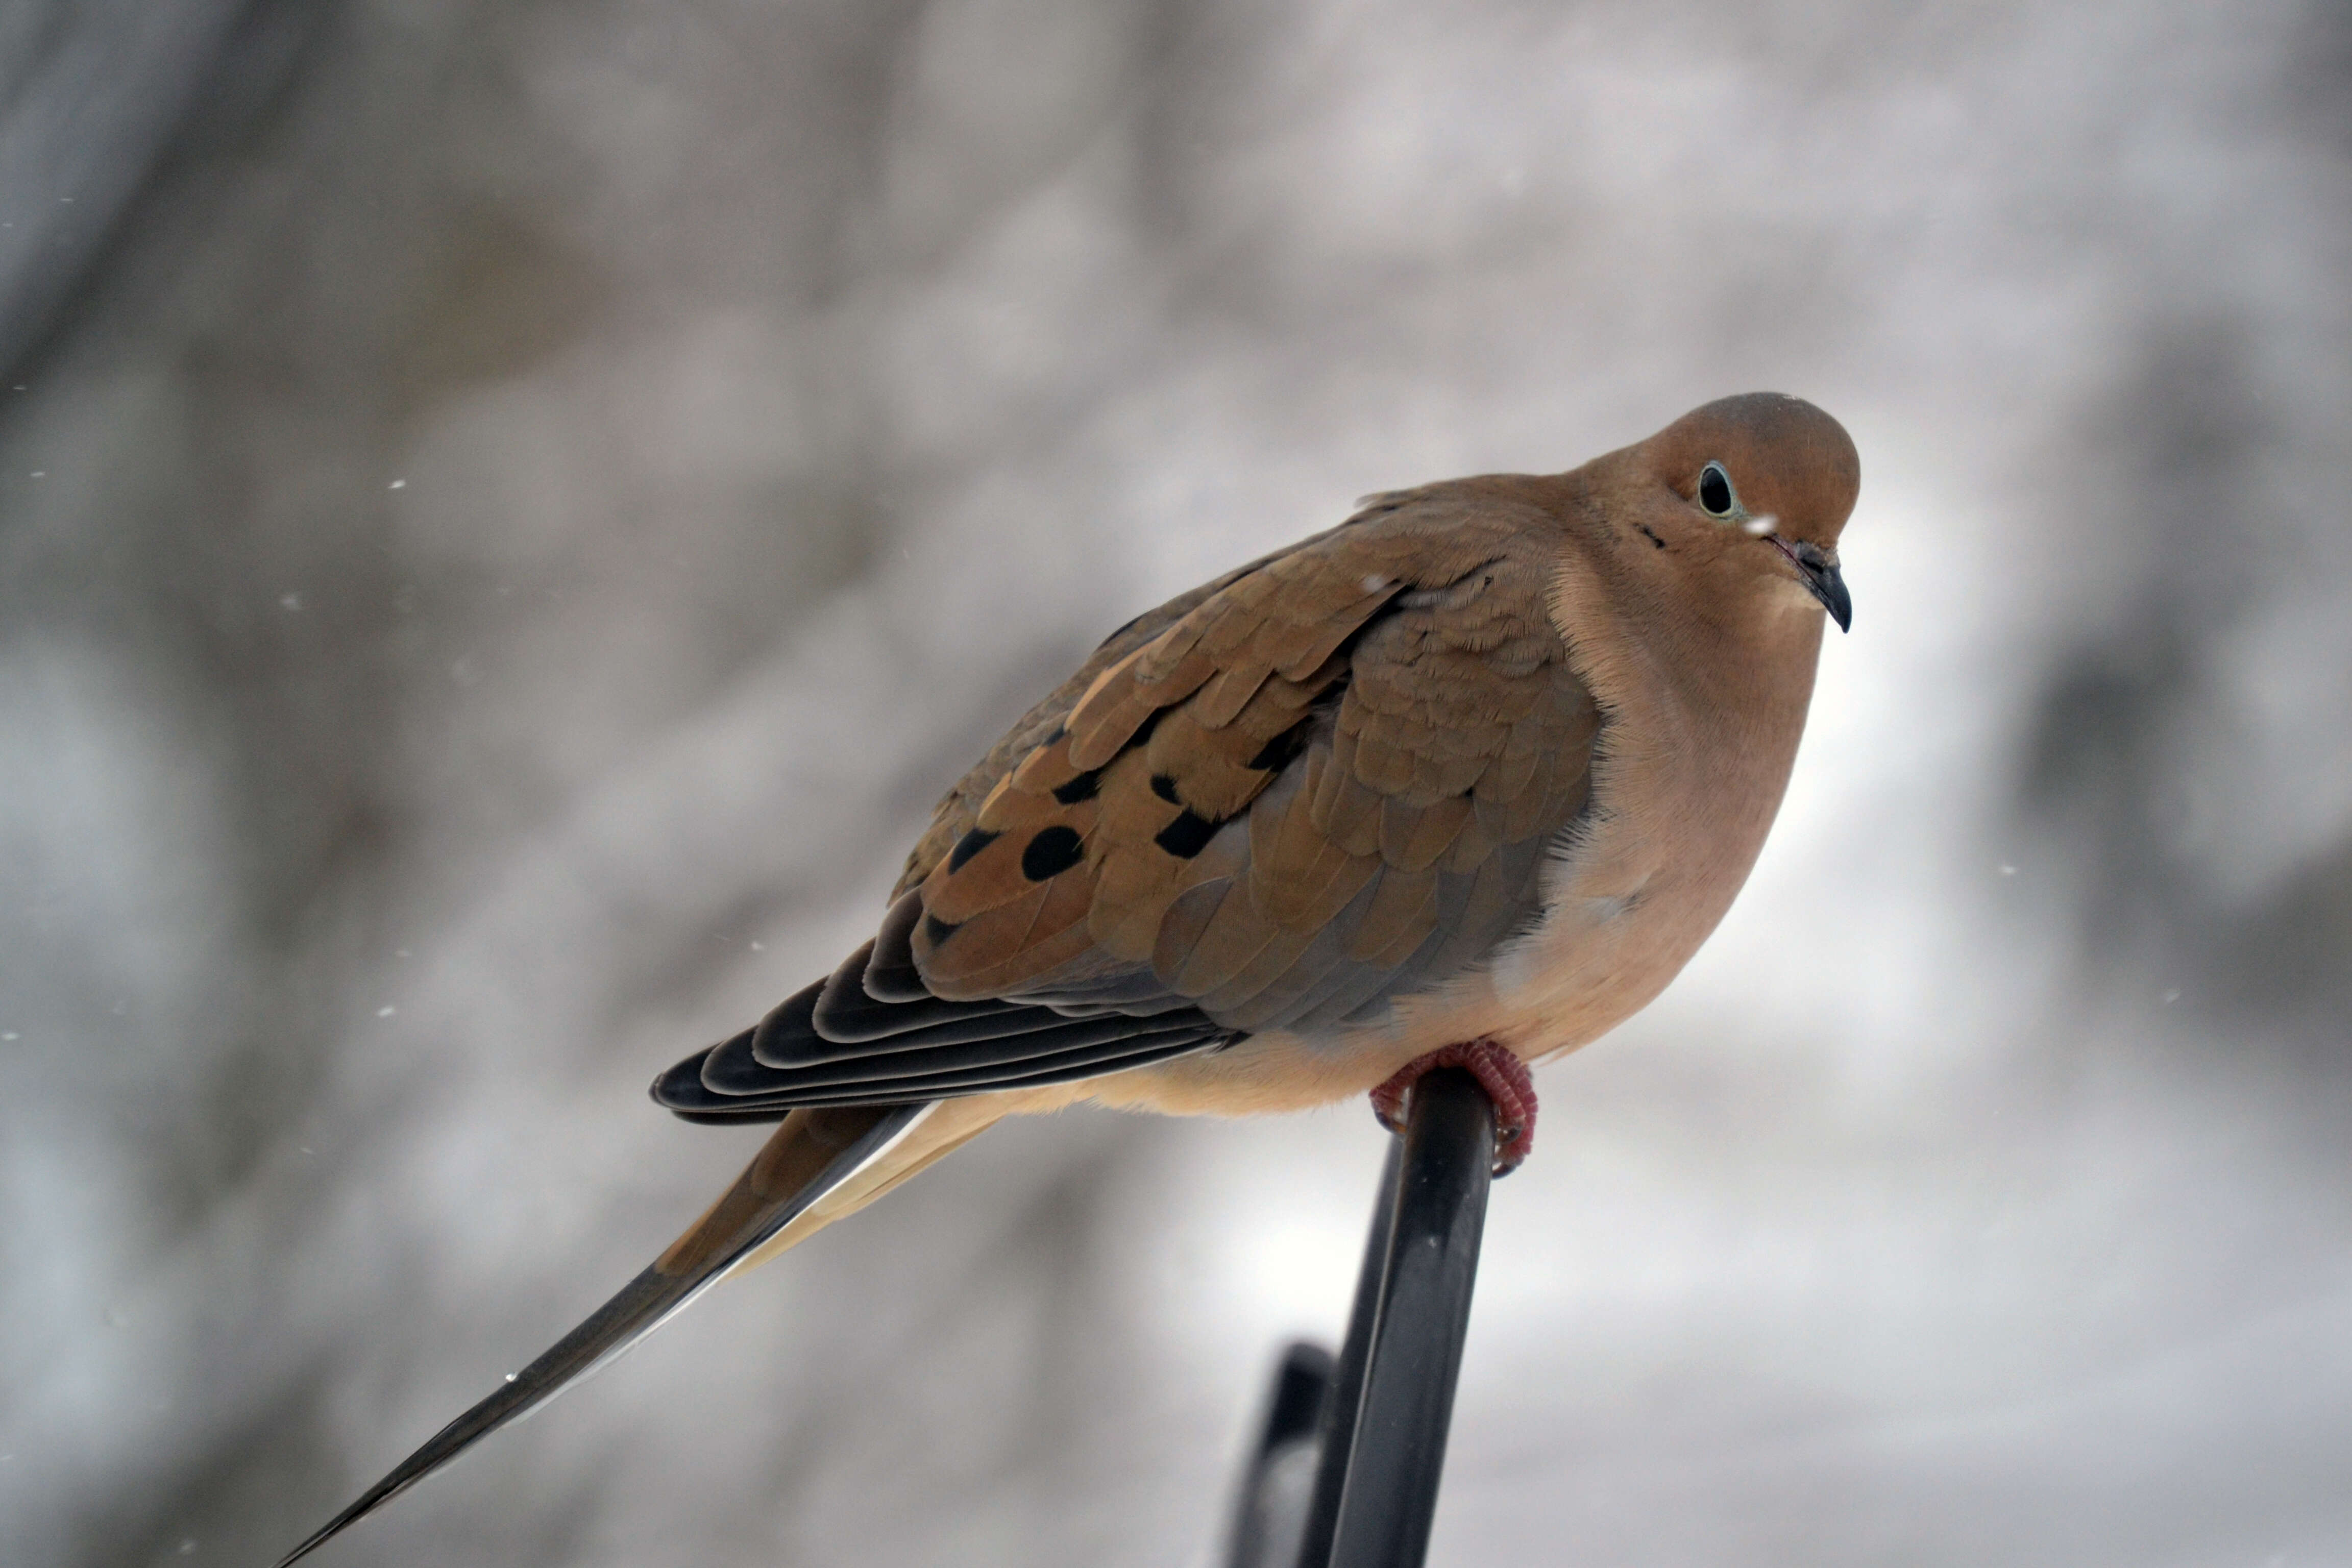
top-left (654, 481), bottom-right (1600, 1120)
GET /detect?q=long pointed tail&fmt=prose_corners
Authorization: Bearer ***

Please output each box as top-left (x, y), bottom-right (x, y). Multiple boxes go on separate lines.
top-left (275, 1101), bottom-right (939, 1567)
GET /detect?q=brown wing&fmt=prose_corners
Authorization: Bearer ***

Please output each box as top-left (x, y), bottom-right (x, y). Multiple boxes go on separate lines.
top-left (888, 541), bottom-right (1296, 900)
top-left (912, 480), bottom-right (1598, 1022)
top-left (653, 479), bottom-right (1600, 1121)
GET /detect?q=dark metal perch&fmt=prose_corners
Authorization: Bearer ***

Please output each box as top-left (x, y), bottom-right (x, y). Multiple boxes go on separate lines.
top-left (1223, 1341), bottom-right (1338, 1568)
top-left (1225, 1067), bottom-right (1497, 1568)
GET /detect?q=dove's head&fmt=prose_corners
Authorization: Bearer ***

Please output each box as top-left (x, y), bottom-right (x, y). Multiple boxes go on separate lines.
top-left (1633, 392), bottom-right (1859, 632)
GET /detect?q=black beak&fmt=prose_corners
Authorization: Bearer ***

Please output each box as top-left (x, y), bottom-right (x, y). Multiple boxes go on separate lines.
top-left (1774, 537), bottom-right (1852, 632)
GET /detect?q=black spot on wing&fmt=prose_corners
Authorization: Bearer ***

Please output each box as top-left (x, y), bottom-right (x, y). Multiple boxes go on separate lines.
top-left (947, 827), bottom-right (1000, 873)
top-left (1245, 719), bottom-right (1312, 773)
top-left (1154, 808), bottom-right (1220, 859)
top-left (1021, 825), bottom-right (1086, 880)
top-left (1149, 772), bottom-right (1182, 803)
top-left (1051, 768), bottom-right (1102, 805)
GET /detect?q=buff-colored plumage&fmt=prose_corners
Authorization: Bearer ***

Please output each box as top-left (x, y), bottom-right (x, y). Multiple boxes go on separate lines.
top-left (278, 391), bottom-right (1859, 1565)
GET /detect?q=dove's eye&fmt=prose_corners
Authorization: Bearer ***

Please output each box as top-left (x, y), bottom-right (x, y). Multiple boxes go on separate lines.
top-left (1697, 462), bottom-right (1735, 517)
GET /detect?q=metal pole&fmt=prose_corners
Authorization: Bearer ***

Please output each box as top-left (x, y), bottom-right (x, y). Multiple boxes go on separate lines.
top-left (1222, 1342), bottom-right (1337, 1568)
top-left (1291, 1141), bottom-right (1402, 1567)
top-left (1321, 1068), bottom-right (1495, 1568)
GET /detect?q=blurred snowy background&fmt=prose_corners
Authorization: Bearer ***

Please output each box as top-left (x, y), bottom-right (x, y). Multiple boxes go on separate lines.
top-left (3, 2), bottom-right (2349, 1564)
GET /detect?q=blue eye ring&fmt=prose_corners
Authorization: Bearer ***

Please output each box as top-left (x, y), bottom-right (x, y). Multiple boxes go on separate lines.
top-left (1697, 461), bottom-right (1735, 517)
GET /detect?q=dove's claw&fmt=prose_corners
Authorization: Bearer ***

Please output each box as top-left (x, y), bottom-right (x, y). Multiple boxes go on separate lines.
top-left (1369, 1039), bottom-right (1537, 1176)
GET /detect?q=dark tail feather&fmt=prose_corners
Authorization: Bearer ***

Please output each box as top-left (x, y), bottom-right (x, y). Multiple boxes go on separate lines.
top-left (275, 1101), bottom-right (937, 1566)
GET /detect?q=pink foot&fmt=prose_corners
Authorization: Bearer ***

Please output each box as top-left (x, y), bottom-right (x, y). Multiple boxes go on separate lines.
top-left (1369, 1039), bottom-right (1537, 1176)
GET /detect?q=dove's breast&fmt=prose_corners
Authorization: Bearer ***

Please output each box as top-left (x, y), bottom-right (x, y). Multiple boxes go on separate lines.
top-left (1485, 609), bottom-right (1821, 1065)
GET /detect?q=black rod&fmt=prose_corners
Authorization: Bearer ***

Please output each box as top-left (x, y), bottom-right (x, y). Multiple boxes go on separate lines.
top-left (1222, 1342), bottom-right (1337, 1568)
top-left (1292, 1141), bottom-right (1403, 1567)
top-left (1322, 1068), bottom-right (1495, 1568)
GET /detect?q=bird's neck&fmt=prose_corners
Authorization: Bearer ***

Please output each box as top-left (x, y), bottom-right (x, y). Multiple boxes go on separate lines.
top-left (1545, 485), bottom-right (1826, 815)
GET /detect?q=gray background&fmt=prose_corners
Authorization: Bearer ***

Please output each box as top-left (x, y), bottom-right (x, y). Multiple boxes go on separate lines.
top-left (4, 2), bottom-right (2349, 1564)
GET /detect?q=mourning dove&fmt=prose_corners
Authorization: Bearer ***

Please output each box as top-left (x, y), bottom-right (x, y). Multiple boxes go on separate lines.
top-left (278, 390), bottom-right (1857, 1563)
